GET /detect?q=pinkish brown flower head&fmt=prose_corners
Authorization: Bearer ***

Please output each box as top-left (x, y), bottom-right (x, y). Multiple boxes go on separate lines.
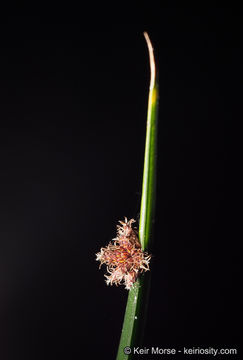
top-left (96, 218), bottom-right (151, 290)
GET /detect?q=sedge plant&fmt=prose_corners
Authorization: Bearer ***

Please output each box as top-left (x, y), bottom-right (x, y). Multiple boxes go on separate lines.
top-left (96, 32), bottom-right (159, 359)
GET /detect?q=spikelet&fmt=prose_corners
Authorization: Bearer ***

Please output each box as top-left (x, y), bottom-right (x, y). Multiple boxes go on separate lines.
top-left (96, 218), bottom-right (151, 290)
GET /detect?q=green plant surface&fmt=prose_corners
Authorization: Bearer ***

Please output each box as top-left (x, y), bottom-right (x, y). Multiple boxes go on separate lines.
top-left (116, 32), bottom-right (159, 360)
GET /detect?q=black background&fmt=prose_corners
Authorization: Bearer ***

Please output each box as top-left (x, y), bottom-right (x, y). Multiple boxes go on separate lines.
top-left (0, 7), bottom-right (241, 360)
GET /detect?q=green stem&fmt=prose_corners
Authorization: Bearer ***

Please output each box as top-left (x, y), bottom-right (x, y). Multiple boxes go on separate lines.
top-left (116, 32), bottom-right (159, 360)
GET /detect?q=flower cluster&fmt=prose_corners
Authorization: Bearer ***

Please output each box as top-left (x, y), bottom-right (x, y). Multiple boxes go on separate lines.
top-left (96, 218), bottom-right (151, 290)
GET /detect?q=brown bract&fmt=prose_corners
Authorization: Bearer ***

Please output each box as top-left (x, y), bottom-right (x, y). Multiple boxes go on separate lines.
top-left (96, 218), bottom-right (151, 290)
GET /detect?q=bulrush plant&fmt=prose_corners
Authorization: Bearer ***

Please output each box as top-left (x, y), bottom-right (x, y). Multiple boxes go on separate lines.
top-left (96, 32), bottom-right (159, 359)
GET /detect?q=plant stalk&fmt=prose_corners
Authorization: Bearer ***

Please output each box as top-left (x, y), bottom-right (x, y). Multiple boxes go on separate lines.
top-left (116, 32), bottom-right (159, 360)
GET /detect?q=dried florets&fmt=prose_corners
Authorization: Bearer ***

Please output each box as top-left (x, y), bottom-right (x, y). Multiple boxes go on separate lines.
top-left (96, 218), bottom-right (151, 290)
